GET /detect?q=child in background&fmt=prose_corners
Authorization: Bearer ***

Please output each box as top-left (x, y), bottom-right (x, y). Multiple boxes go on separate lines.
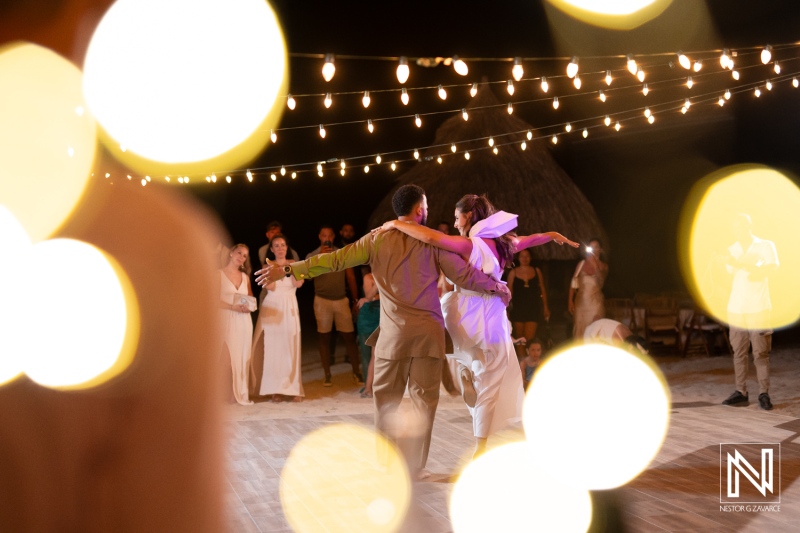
top-left (520, 338), bottom-right (543, 389)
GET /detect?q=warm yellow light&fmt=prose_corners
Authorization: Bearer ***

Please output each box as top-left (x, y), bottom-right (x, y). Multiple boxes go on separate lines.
top-left (401, 88), bottom-right (409, 105)
top-left (319, 124), bottom-right (326, 138)
top-left (507, 80), bottom-right (515, 95)
top-left (566, 56), bottom-right (579, 78)
top-left (453, 56), bottom-right (469, 76)
top-left (718, 97), bottom-right (724, 107)
top-left (766, 80), bottom-right (773, 91)
top-left (0, 43), bottom-right (97, 242)
top-left (512, 57), bottom-right (524, 81)
top-left (280, 166), bottom-right (286, 176)
top-left (364, 165), bottom-right (369, 173)
top-left (367, 119), bottom-right (374, 133)
top-left (644, 107), bottom-right (651, 118)
top-left (677, 51), bottom-right (691, 70)
top-left (83, 0), bottom-right (287, 174)
top-left (755, 87), bottom-right (761, 97)
top-left (291, 172), bottom-right (296, 179)
top-left (391, 162), bottom-right (397, 171)
top-left (507, 102), bottom-right (513, 114)
top-left (520, 142), bottom-right (527, 151)
top-left (636, 67), bottom-right (645, 82)
top-left (524, 344), bottom-right (670, 489)
top-left (648, 115), bottom-right (654, 124)
top-left (340, 160), bottom-right (346, 170)
top-left (724, 90), bottom-right (731, 100)
top-left (322, 53), bottom-right (335, 81)
top-left (376, 154), bottom-right (382, 164)
top-left (573, 75), bottom-right (582, 89)
top-left (604, 115), bottom-right (611, 126)
top-left (225, 175), bottom-right (231, 183)
top-left (0, 208), bottom-right (31, 385)
top-left (547, 0), bottom-right (672, 30)
top-left (414, 114), bottom-right (422, 128)
top-left (686, 76), bottom-right (693, 88)
top-left (565, 123), bottom-right (572, 132)
top-left (470, 83), bottom-right (478, 97)
top-left (413, 149), bottom-right (419, 159)
top-left (287, 94), bottom-right (296, 110)
top-left (642, 83), bottom-right (649, 96)
top-left (461, 109), bottom-right (469, 121)
top-left (324, 93), bottom-right (332, 108)
top-left (492, 146), bottom-right (498, 155)
top-left (679, 165), bottom-right (800, 330)
top-left (450, 442), bottom-right (592, 533)
top-left (451, 143), bottom-right (457, 153)
top-left (362, 91), bottom-right (371, 108)
top-left (761, 45), bottom-right (772, 65)
top-left (270, 173), bottom-right (277, 181)
top-left (464, 152), bottom-right (470, 160)
top-left (794, 78), bottom-right (799, 88)
top-left (599, 90), bottom-right (606, 102)
top-left (774, 62), bottom-right (781, 74)
top-left (615, 121), bottom-right (621, 131)
top-left (526, 130), bottom-right (533, 140)
top-left (247, 170), bottom-right (253, 182)
top-left (270, 130), bottom-right (277, 143)
top-left (626, 54), bottom-right (637, 75)
top-left (553, 97), bottom-right (559, 109)
top-left (396, 56), bottom-right (409, 84)
top-left (438, 85), bottom-right (447, 100)
top-left (605, 70), bottom-right (613, 85)
top-left (437, 156), bottom-right (443, 164)
top-left (720, 49), bottom-right (731, 69)
top-left (681, 106), bottom-right (687, 114)
top-left (488, 137), bottom-right (494, 147)
top-left (540, 77), bottom-right (549, 93)
top-left (582, 128), bottom-right (588, 138)
top-left (551, 135), bottom-right (558, 144)
top-left (732, 70), bottom-right (740, 81)
top-left (693, 59), bottom-right (703, 72)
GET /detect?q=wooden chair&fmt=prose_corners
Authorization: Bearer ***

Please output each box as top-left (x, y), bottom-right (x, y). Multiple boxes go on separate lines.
top-left (605, 298), bottom-right (637, 332)
top-left (642, 296), bottom-right (680, 352)
top-left (682, 307), bottom-right (733, 357)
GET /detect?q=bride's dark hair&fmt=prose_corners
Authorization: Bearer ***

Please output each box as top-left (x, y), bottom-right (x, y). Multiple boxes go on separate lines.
top-left (455, 194), bottom-right (515, 267)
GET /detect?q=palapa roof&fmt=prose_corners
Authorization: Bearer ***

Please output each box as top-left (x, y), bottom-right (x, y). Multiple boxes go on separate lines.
top-left (368, 85), bottom-right (606, 261)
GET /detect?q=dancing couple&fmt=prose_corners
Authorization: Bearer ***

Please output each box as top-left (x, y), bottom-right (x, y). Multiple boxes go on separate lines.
top-left (256, 185), bottom-right (576, 474)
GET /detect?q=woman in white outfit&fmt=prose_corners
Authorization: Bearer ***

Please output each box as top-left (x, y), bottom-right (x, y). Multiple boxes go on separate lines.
top-left (380, 194), bottom-right (578, 457)
top-left (219, 243), bottom-right (255, 406)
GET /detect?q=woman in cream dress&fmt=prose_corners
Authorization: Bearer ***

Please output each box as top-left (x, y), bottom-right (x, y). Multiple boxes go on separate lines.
top-left (568, 238), bottom-right (608, 338)
top-left (219, 244), bottom-right (255, 406)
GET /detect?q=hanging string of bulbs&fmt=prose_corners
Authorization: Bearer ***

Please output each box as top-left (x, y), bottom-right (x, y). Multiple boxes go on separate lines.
top-left (101, 42), bottom-right (800, 187)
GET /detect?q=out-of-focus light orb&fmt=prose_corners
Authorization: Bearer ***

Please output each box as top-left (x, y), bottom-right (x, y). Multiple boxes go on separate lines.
top-left (280, 423), bottom-right (411, 533)
top-left (679, 165), bottom-right (800, 330)
top-left (0, 43), bottom-right (97, 243)
top-left (450, 442), bottom-right (592, 533)
top-left (523, 344), bottom-right (670, 490)
top-left (83, 0), bottom-right (287, 174)
top-left (546, 0), bottom-right (672, 29)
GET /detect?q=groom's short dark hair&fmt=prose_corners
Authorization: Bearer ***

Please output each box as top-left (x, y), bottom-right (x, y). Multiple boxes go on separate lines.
top-left (392, 184), bottom-right (425, 217)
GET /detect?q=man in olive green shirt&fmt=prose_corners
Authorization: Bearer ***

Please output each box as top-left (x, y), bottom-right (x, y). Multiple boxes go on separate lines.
top-left (256, 185), bottom-right (509, 477)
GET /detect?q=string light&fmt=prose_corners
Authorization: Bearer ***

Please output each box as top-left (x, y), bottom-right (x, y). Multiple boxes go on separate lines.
top-left (774, 62), bottom-right (781, 74)
top-left (793, 78), bottom-right (799, 88)
top-left (573, 75), bottom-right (581, 89)
top-left (681, 106), bottom-right (688, 114)
top-left (615, 122), bottom-right (621, 131)
top-left (376, 154), bottom-right (382, 164)
top-left (526, 130), bottom-right (533, 140)
top-left (291, 172), bottom-right (297, 179)
top-left (438, 85), bottom-right (447, 100)
top-left (718, 97), bottom-right (725, 106)
top-left (205, 176), bottom-right (211, 182)
top-left (582, 128), bottom-right (588, 138)
top-left (626, 54), bottom-right (637, 76)
top-left (415, 114), bottom-right (422, 127)
top-left (642, 83), bottom-right (649, 96)
top-left (340, 169), bottom-right (345, 176)
top-left (520, 141), bottom-right (527, 150)
top-left (318, 168), bottom-right (324, 177)
top-left (599, 90), bottom-right (606, 102)
top-left (566, 56), bottom-right (579, 78)
top-left (280, 166), bottom-right (286, 176)
top-left (685, 98), bottom-right (691, 109)
top-left (693, 60), bottom-right (703, 72)
top-left (512, 57), bottom-right (523, 82)
top-left (451, 143), bottom-right (457, 153)
top-left (145, 175), bottom-right (151, 182)
top-left (340, 160), bottom-right (346, 170)
top-left (396, 56), bottom-right (409, 84)
top-left (565, 122), bottom-right (572, 132)
top-left (362, 91), bottom-right (370, 108)
top-left (211, 174), bottom-right (217, 182)
top-left (391, 162), bottom-right (397, 171)
top-left (720, 49), bottom-right (731, 69)
top-left (319, 124), bottom-right (326, 138)
top-left (247, 170), bottom-right (253, 182)
top-left (461, 108), bottom-right (469, 121)
top-left (324, 93), bottom-right (332, 108)
top-left (507, 80), bottom-right (515, 95)
top-left (492, 146), bottom-right (498, 155)
top-left (724, 89), bottom-right (731, 100)
top-left (437, 156), bottom-right (443, 164)
top-left (677, 51), bottom-right (691, 70)
top-left (225, 175), bottom-right (231, 183)
top-left (648, 115), bottom-right (655, 124)
top-left (141, 178), bottom-right (146, 186)
top-left (541, 77), bottom-right (549, 93)
top-left (507, 102), bottom-right (513, 114)
top-left (636, 68), bottom-right (645, 82)
top-left (178, 177), bottom-right (184, 183)
top-left (270, 129), bottom-right (277, 143)
top-left (488, 137), bottom-right (495, 147)
top-left (605, 70), bottom-right (613, 86)
top-left (127, 175), bottom-right (132, 180)
top-left (287, 94), bottom-right (296, 110)
top-left (766, 79), bottom-right (773, 91)
top-left (364, 165), bottom-right (369, 173)
top-left (367, 119), bottom-right (374, 133)
top-left (553, 97), bottom-right (559, 109)
top-left (604, 115), bottom-right (611, 126)
top-left (316, 163), bottom-right (322, 173)
top-left (322, 53), bottom-right (335, 82)
top-left (165, 176), bottom-right (170, 182)
top-left (644, 107), bottom-right (651, 118)
top-left (551, 135), bottom-right (558, 144)
top-left (453, 56), bottom-right (468, 76)
top-left (464, 151), bottom-right (470, 160)
top-left (686, 76), bottom-right (693, 88)
top-left (755, 87), bottom-right (761, 97)
top-left (732, 70), bottom-right (740, 80)
top-left (413, 149), bottom-right (420, 159)
top-left (761, 45), bottom-right (772, 64)
top-left (470, 83), bottom-right (478, 97)
top-left (401, 88), bottom-right (409, 105)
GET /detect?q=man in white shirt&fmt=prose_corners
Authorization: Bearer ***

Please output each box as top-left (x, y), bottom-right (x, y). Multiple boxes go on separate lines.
top-left (721, 214), bottom-right (778, 410)
top-left (584, 318), bottom-right (648, 354)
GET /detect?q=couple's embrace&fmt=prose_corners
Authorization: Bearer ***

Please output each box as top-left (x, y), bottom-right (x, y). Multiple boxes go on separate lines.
top-left (256, 185), bottom-right (577, 475)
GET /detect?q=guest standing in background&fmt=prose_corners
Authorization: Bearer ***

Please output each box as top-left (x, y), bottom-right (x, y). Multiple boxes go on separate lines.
top-left (356, 266), bottom-right (380, 398)
top-left (251, 235), bottom-right (305, 402)
top-left (506, 248), bottom-right (549, 360)
top-left (568, 237), bottom-right (608, 338)
top-left (218, 244), bottom-right (255, 406)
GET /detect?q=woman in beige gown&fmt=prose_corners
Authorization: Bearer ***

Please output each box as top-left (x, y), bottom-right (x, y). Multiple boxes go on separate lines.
top-left (568, 238), bottom-right (608, 338)
top-left (219, 244), bottom-right (255, 405)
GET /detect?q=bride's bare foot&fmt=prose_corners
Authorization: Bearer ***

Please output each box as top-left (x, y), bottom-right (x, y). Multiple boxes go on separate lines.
top-left (271, 395), bottom-right (281, 403)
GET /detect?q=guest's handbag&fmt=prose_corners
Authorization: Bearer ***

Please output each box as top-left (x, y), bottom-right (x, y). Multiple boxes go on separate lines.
top-left (232, 294), bottom-right (257, 312)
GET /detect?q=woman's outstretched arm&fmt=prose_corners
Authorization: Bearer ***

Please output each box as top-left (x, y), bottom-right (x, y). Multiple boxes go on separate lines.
top-left (514, 232), bottom-right (579, 251)
top-left (380, 220), bottom-right (473, 256)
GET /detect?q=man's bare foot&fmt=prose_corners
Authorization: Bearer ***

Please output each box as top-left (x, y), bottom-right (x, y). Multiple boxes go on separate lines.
top-left (415, 468), bottom-right (432, 481)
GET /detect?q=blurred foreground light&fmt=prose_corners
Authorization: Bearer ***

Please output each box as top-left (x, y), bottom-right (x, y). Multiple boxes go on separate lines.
top-left (0, 43), bottom-right (97, 242)
top-left (523, 344), bottom-right (670, 490)
top-left (83, 0), bottom-right (287, 175)
top-left (546, 0), bottom-right (673, 30)
top-left (280, 424), bottom-right (411, 533)
top-left (450, 442), bottom-right (592, 533)
top-left (678, 165), bottom-right (800, 330)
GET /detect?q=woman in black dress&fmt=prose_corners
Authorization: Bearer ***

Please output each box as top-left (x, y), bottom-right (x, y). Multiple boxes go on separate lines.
top-left (507, 248), bottom-right (549, 359)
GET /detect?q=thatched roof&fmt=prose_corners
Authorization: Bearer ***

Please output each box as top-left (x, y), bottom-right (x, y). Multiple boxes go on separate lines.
top-left (368, 85), bottom-right (606, 261)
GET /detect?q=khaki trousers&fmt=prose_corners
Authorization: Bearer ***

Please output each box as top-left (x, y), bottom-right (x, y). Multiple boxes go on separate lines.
top-left (373, 356), bottom-right (442, 473)
top-left (729, 312), bottom-right (772, 395)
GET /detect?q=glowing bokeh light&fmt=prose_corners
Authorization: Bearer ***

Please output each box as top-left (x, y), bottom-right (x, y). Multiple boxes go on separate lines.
top-left (523, 344), bottom-right (670, 489)
top-left (0, 43), bottom-right (97, 243)
top-left (450, 442), bottom-right (592, 533)
top-left (280, 424), bottom-right (411, 533)
top-left (546, 0), bottom-right (672, 29)
top-left (83, 0), bottom-right (287, 174)
top-left (678, 165), bottom-right (800, 330)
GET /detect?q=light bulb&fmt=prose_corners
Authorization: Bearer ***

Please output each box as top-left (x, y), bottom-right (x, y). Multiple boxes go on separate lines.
top-left (766, 79), bottom-right (773, 91)
top-left (526, 130), bottom-right (533, 140)
top-left (626, 54), bottom-right (637, 76)
top-left (507, 80), bottom-right (515, 95)
top-left (582, 128), bottom-right (588, 138)
top-left (340, 169), bottom-right (345, 176)
top-left (520, 141), bottom-right (526, 151)
top-left (541, 77), bottom-right (549, 93)
top-left (507, 102), bottom-right (513, 114)
top-left (720, 49), bottom-right (730, 69)
top-left (322, 53), bottom-right (335, 82)
top-left (287, 94), bottom-right (296, 110)
top-left (205, 176), bottom-right (210, 182)
top-left (724, 89), bottom-right (731, 100)
top-left (462, 108), bottom-right (469, 121)
top-left (793, 78), bottom-right (799, 88)
top-left (396, 56), bottom-right (409, 84)
top-left (438, 85), bottom-right (447, 100)
top-left (573, 75), bottom-right (581, 89)
top-left (164, 176), bottom-right (170, 182)
top-left (145, 175), bottom-right (151, 182)
top-left (605, 70), bottom-right (613, 86)
top-left (615, 122), bottom-right (621, 131)
top-left (280, 166), bottom-right (286, 176)
top-left (340, 160), bottom-right (346, 169)
top-left (246, 170), bottom-right (253, 181)
top-left (512, 57), bottom-right (523, 82)
top-left (565, 122), bottom-right (572, 132)
top-left (367, 119), bottom-right (374, 133)
top-left (566, 56), bottom-right (579, 78)
top-left (211, 174), bottom-right (216, 182)
top-left (184, 177), bottom-right (189, 183)
top-left (492, 146), bottom-right (498, 155)
top-left (648, 115), bottom-right (655, 124)
top-left (319, 124), bottom-right (326, 138)
top-left (270, 129), bottom-right (277, 143)
top-left (464, 152), bottom-right (470, 160)
top-left (105, 173), bottom-right (110, 178)
top-left (178, 177), bottom-right (184, 183)
top-left (642, 84), bottom-right (649, 96)
top-left (732, 70), bottom-right (739, 80)
top-left (316, 163), bottom-right (322, 173)
top-left (391, 162), bottom-right (397, 171)
top-left (677, 51), bottom-right (690, 70)
top-left (761, 45), bottom-right (772, 65)
top-left (553, 97), bottom-right (559, 109)
top-left (364, 165), bottom-right (369, 173)
top-left (376, 154), bottom-right (382, 164)
top-left (604, 115), bottom-right (611, 126)
top-left (599, 90), bottom-right (606, 102)
top-left (414, 114), bottom-right (422, 127)
top-left (401, 88), bottom-right (409, 105)
top-left (718, 97), bottom-right (724, 106)
top-left (413, 149), bottom-right (419, 159)
top-left (470, 83), bottom-right (478, 97)
top-left (693, 60), bottom-right (702, 72)
top-left (318, 170), bottom-right (323, 177)
top-left (225, 175), bottom-right (231, 183)
top-left (324, 93), bottom-right (332, 108)
top-left (451, 143), bottom-right (457, 153)
top-left (488, 137), bottom-right (494, 147)
top-left (291, 172), bottom-right (296, 179)
top-left (644, 107), bottom-right (651, 118)
top-left (437, 156), bottom-right (442, 164)
top-left (774, 62), bottom-right (781, 74)
top-left (686, 76), bottom-right (693, 89)
top-left (684, 98), bottom-right (691, 109)
top-left (362, 91), bottom-right (370, 108)
top-left (141, 178), bottom-right (146, 186)
top-left (453, 56), bottom-right (468, 76)
top-left (681, 106), bottom-right (687, 114)
top-left (551, 135), bottom-right (558, 144)
top-left (636, 68), bottom-right (645, 82)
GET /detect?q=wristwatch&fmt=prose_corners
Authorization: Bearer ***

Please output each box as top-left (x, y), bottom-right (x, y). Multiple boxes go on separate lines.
top-left (283, 265), bottom-right (292, 277)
